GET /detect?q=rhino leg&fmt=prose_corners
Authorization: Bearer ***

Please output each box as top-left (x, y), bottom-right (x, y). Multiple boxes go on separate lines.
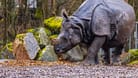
top-left (111, 45), bottom-right (124, 65)
top-left (83, 36), bottom-right (106, 65)
top-left (102, 48), bottom-right (110, 65)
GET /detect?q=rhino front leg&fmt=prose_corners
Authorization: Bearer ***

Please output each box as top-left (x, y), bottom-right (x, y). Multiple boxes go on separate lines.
top-left (83, 36), bottom-right (106, 65)
top-left (102, 47), bottom-right (110, 65)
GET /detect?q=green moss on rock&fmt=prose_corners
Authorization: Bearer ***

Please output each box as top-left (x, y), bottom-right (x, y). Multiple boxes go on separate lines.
top-left (36, 45), bottom-right (58, 62)
top-left (27, 27), bottom-right (52, 42)
top-left (35, 48), bottom-right (46, 60)
top-left (49, 34), bottom-right (58, 40)
top-left (122, 49), bottom-right (138, 64)
top-left (44, 16), bottom-right (63, 34)
top-left (27, 28), bottom-right (40, 42)
top-left (6, 42), bottom-right (13, 52)
top-left (44, 28), bottom-right (52, 36)
top-left (129, 60), bottom-right (138, 65)
top-left (0, 42), bottom-right (15, 59)
top-left (16, 34), bottom-right (26, 42)
top-left (128, 49), bottom-right (138, 62)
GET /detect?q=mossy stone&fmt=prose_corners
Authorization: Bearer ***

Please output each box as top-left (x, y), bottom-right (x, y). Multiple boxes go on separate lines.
top-left (44, 16), bottom-right (63, 34)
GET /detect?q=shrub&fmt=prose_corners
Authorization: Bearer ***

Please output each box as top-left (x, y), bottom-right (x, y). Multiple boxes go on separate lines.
top-left (122, 49), bottom-right (138, 65)
top-left (44, 16), bottom-right (63, 34)
top-left (128, 49), bottom-right (138, 64)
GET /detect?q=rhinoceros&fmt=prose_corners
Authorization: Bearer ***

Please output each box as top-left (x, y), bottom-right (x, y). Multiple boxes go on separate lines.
top-left (54, 0), bottom-right (135, 65)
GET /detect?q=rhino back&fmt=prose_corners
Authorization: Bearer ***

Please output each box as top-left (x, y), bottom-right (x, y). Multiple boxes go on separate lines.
top-left (73, 0), bottom-right (103, 20)
top-left (106, 0), bottom-right (135, 44)
top-left (106, 0), bottom-right (135, 21)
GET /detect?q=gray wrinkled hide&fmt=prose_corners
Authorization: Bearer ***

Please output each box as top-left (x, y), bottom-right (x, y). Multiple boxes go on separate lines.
top-left (73, 0), bottom-right (135, 39)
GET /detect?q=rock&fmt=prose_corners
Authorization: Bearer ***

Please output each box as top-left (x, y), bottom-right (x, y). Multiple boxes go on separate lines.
top-left (39, 27), bottom-right (50, 46)
top-left (24, 33), bottom-right (40, 59)
top-left (13, 33), bottom-right (40, 60)
top-left (37, 45), bottom-right (58, 62)
top-left (13, 38), bottom-right (30, 59)
top-left (0, 49), bottom-right (15, 59)
top-left (0, 42), bottom-right (15, 59)
top-left (61, 46), bottom-right (87, 62)
top-left (27, 27), bottom-right (52, 49)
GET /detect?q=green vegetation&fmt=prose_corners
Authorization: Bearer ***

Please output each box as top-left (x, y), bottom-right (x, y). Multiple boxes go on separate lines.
top-left (0, 42), bottom-right (14, 59)
top-left (16, 34), bottom-right (26, 42)
top-left (27, 28), bottom-right (41, 43)
top-left (128, 49), bottom-right (138, 65)
top-left (122, 49), bottom-right (138, 65)
top-left (44, 16), bottom-right (63, 34)
top-left (27, 27), bottom-right (52, 37)
top-left (35, 48), bottom-right (46, 60)
top-left (1, 42), bottom-right (13, 53)
top-left (27, 27), bottom-right (52, 44)
top-left (5, 42), bottom-right (13, 52)
top-left (35, 9), bottom-right (43, 19)
top-left (49, 34), bottom-right (58, 40)
top-left (129, 60), bottom-right (138, 65)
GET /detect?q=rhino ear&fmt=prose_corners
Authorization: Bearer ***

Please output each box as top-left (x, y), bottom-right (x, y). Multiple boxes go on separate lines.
top-left (61, 9), bottom-right (69, 21)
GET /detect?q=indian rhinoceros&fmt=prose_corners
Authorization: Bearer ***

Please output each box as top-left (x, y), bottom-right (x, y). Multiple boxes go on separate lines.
top-left (54, 0), bottom-right (135, 65)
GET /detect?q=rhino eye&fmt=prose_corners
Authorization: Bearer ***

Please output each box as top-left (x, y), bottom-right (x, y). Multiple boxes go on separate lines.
top-left (61, 36), bottom-right (68, 41)
top-left (72, 26), bottom-right (79, 30)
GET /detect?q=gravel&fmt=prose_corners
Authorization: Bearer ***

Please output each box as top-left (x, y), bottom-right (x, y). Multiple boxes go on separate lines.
top-left (0, 65), bottom-right (138, 78)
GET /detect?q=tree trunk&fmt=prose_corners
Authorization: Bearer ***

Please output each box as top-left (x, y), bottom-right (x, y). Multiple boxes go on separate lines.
top-left (4, 0), bottom-right (7, 45)
top-left (51, 0), bottom-right (56, 16)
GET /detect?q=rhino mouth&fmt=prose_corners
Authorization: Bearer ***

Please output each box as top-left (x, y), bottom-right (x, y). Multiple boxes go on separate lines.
top-left (57, 49), bottom-right (66, 54)
top-left (54, 46), bottom-right (68, 54)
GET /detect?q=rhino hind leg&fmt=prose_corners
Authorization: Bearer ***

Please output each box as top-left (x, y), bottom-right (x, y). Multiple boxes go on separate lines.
top-left (83, 36), bottom-right (106, 65)
top-left (102, 48), bottom-right (110, 65)
top-left (111, 45), bottom-right (124, 65)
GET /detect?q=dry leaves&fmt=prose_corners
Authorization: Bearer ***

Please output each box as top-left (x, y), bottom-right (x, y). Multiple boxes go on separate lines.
top-left (0, 60), bottom-right (78, 67)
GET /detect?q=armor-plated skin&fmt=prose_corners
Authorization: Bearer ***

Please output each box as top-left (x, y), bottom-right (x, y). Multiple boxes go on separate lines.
top-left (54, 0), bottom-right (135, 65)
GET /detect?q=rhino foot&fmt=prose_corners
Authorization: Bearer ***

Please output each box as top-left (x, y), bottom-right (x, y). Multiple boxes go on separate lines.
top-left (103, 61), bottom-right (110, 65)
top-left (81, 59), bottom-right (97, 66)
top-left (111, 55), bottom-right (122, 65)
top-left (100, 55), bottom-right (110, 65)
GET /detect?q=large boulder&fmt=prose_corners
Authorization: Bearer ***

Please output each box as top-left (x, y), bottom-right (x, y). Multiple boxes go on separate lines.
top-left (36, 45), bottom-right (58, 62)
top-left (61, 46), bottom-right (87, 62)
top-left (27, 27), bottom-right (51, 49)
top-left (39, 27), bottom-right (50, 46)
top-left (13, 33), bottom-right (40, 60)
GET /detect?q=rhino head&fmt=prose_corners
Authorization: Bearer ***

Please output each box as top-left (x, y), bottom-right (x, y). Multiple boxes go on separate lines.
top-left (54, 10), bottom-right (82, 53)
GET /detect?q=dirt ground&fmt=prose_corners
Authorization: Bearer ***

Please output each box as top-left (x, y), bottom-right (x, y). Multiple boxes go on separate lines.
top-left (0, 60), bottom-right (138, 78)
